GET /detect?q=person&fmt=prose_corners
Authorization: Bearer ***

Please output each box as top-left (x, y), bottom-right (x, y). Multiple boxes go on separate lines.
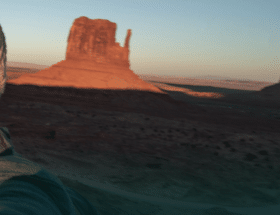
top-left (0, 25), bottom-right (100, 215)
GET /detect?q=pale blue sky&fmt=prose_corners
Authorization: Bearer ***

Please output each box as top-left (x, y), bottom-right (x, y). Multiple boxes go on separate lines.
top-left (1, 0), bottom-right (279, 82)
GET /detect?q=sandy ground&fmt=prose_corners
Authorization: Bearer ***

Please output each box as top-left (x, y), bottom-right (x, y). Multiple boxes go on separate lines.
top-left (1, 69), bottom-right (280, 214)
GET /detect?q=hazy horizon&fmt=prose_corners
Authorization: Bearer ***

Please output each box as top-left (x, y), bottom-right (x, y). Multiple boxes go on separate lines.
top-left (1, 0), bottom-right (280, 83)
top-left (6, 60), bottom-right (273, 83)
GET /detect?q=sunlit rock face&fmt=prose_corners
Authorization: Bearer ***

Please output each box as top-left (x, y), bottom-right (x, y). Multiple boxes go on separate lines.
top-left (7, 16), bottom-right (167, 94)
top-left (66, 16), bottom-right (131, 69)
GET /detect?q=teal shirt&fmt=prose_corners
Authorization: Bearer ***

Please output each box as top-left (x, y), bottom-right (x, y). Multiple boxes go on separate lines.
top-left (0, 127), bottom-right (100, 215)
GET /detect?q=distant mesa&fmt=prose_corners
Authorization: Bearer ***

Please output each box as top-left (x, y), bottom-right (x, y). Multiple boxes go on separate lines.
top-left (7, 62), bottom-right (49, 70)
top-left (7, 16), bottom-right (167, 94)
top-left (254, 82), bottom-right (280, 99)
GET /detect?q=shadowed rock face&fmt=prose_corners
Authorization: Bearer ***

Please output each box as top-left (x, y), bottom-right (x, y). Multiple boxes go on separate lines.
top-left (66, 16), bottom-right (131, 69)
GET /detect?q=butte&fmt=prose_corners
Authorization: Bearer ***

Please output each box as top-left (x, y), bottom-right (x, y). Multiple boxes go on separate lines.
top-left (6, 16), bottom-right (202, 119)
top-left (7, 16), bottom-right (167, 94)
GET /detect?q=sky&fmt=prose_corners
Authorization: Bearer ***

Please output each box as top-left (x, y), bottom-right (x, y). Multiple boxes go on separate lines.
top-left (0, 0), bottom-right (280, 82)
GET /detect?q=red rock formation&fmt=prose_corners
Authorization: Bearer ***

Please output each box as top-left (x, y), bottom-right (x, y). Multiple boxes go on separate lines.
top-left (7, 16), bottom-right (167, 94)
top-left (124, 29), bottom-right (131, 49)
top-left (66, 16), bottom-right (131, 68)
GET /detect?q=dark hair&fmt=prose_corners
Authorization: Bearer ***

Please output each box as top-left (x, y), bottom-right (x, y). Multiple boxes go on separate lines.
top-left (0, 25), bottom-right (7, 97)
top-left (0, 25), bottom-right (7, 65)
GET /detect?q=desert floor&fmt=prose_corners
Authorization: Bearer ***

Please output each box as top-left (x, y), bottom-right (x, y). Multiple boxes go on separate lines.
top-left (1, 69), bottom-right (280, 214)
